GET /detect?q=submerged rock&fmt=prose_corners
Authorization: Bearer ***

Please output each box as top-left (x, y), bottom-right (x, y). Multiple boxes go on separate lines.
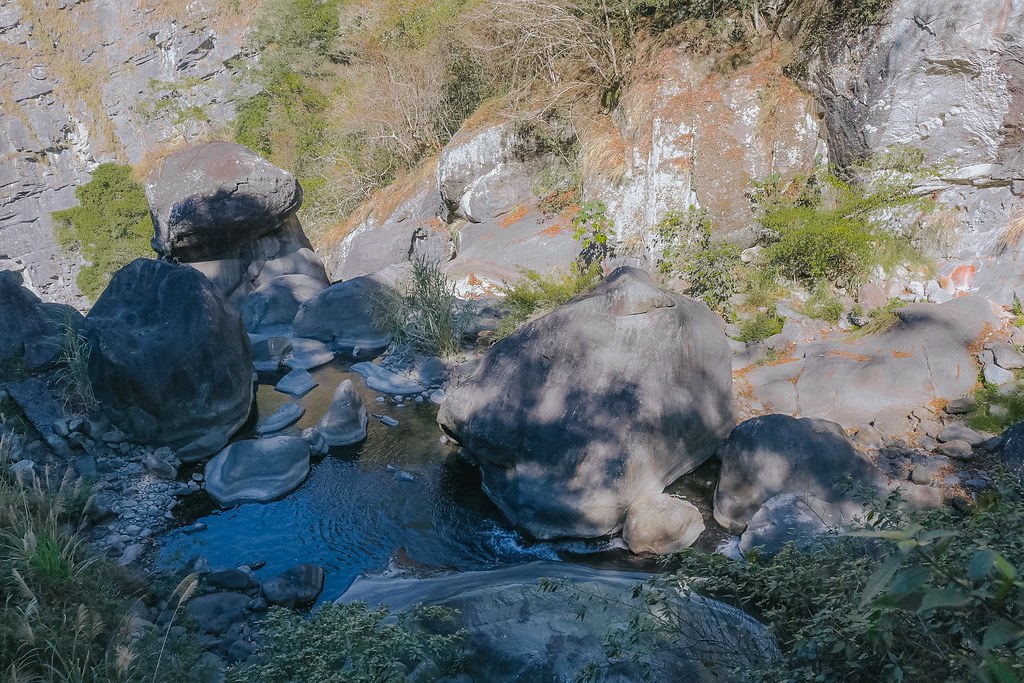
top-left (275, 368), bottom-right (318, 397)
top-left (439, 267), bottom-right (734, 539)
top-left (262, 563), bottom-right (325, 608)
top-left (204, 436), bottom-right (311, 506)
top-left (315, 380), bottom-right (368, 447)
top-left (85, 259), bottom-right (253, 450)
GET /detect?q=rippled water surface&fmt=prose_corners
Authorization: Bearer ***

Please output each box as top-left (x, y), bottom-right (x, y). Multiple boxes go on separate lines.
top-left (158, 363), bottom-right (618, 602)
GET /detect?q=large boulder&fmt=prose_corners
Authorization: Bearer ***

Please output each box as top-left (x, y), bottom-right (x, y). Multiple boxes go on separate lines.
top-left (204, 436), bottom-right (311, 506)
top-left (713, 414), bottom-right (887, 534)
top-left (438, 267), bottom-right (735, 539)
top-left (0, 270), bottom-right (83, 372)
top-left (147, 141), bottom-right (302, 261)
top-left (85, 259), bottom-right (254, 448)
top-left (145, 142), bottom-right (329, 307)
top-left (622, 492), bottom-right (705, 555)
top-left (292, 276), bottom-right (392, 357)
top-left (743, 296), bottom-right (1000, 430)
top-left (340, 562), bottom-right (778, 682)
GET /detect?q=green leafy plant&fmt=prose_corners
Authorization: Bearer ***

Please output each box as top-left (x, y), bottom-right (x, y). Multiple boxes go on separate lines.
top-left (656, 208), bottom-right (739, 314)
top-left (374, 257), bottom-right (468, 357)
top-left (970, 382), bottom-right (1024, 434)
top-left (51, 163), bottom-right (154, 300)
top-left (496, 264), bottom-right (603, 338)
top-left (802, 282), bottom-right (845, 324)
top-left (572, 200), bottom-right (615, 270)
top-left (738, 310), bottom-right (784, 343)
top-left (594, 481), bottom-right (1024, 683)
top-left (231, 602), bottom-right (464, 683)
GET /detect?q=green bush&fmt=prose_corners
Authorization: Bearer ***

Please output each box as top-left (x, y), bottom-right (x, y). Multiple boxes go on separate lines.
top-left (375, 257), bottom-right (468, 357)
top-left (802, 283), bottom-right (845, 324)
top-left (230, 602), bottom-right (463, 683)
top-left (738, 311), bottom-right (784, 343)
top-left (656, 208), bottom-right (739, 314)
top-left (573, 200), bottom-right (615, 270)
top-left (970, 382), bottom-right (1024, 434)
top-left (597, 481), bottom-right (1024, 683)
top-left (496, 264), bottom-right (603, 338)
top-left (51, 163), bottom-right (154, 300)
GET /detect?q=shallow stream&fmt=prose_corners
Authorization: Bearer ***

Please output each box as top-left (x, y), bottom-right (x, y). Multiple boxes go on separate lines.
top-left (158, 362), bottom-right (727, 603)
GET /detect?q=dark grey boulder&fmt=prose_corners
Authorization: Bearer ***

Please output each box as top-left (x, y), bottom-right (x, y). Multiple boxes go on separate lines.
top-left (146, 141), bottom-right (302, 262)
top-left (314, 379), bottom-right (367, 447)
top-left (339, 562), bottom-right (778, 682)
top-left (275, 368), bottom-right (318, 397)
top-left (738, 493), bottom-right (829, 558)
top-left (746, 296), bottom-right (1000, 429)
top-left (1000, 422), bottom-right (1024, 474)
top-left (438, 267), bottom-right (735, 539)
top-left (241, 274), bottom-right (328, 334)
top-left (293, 276), bottom-right (392, 356)
top-left (0, 270), bottom-right (83, 372)
top-left (282, 338), bottom-right (334, 371)
top-left (204, 436), bottom-right (311, 506)
top-left (262, 563), bottom-right (325, 608)
top-left (186, 592), bottom-right (250, 636)
top-left (85, 259), bottom-right (253, 449)
top-left (714, 414), bottom-right (887, 533)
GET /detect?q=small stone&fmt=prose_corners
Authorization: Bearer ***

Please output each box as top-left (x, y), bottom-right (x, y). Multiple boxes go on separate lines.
top-left (183, 522), bottom-right (207, 535)
top-left (378, 415), bottom-right (399, 428)
top-left (144, 453), bottom-right (177, 480)
top-left (984, 363), bottom-right (1015, 386)
top-left (394, 395), bottom-right (404, 403)
top-left (10, 460), bottom-right (35, 487)
top-left (429, 389), bottom-right (446, 405)
top-left (918, 435), bottom-right (938, 452)
top-left (937, 424), bottom-right (986, 446)
top-left (52, 419), bottom-right (70, 437)
top-left (102, 430), bottom-right (127, 444)
top-left (206, 569), bottom-right (258, 591)
top-left (935, 439), bottom-right (973, 460)
top-left (991, 341), bottom-right (1024, 370)
top-left (261, 564), bottom-right (325, 608)
top-left (247, 596), bottom-right (268, 613)
top-left (853, 425), bottom-right (883, 449)
top-left (910, 465), bottom-right (931, 485)
top-left (118, 543), bottom-right (145, 566)
top-left (944, 396), bottom-right (978, 415)
top-left (192, 473), bottom-right (204, 482)
top-left (275, 368), bottom-right (318, 397)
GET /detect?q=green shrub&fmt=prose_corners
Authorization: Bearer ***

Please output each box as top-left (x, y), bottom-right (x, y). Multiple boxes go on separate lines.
top-left (230, 602), bottom-right (463, 683)
top-left (51, 163), bottom-right (154, 300)
top-left (573, 200), bottom-right (615, 270)
top-left (755, 165), bottom-right (932, 289)
top-left (738, 311), bottom-right (784, 343)
top-left (593, 482), bottom-right (1024, 683)
top-left (851, 299), bottom-right (908, 337)
top-left (656, 208), bottom-right (739, 314)
top-left (53, 317), bottom-right (98, 416)
top-left (496, 264), bottom-right (603, 338)
top-left (969, 382), bottom-right (1024, 434)
top-left (375, 257), bottom-right (468, 357)
top-left (802, 283), bottom-right (845, 324)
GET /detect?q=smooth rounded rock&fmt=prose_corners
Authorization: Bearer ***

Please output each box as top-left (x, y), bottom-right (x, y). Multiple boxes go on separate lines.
top-left (256, 403), bottom-right (305, 435)
top-left (85, 259), bottom-right (253, 450)
top-left (282, 338), bottom-right (334, 371)
top-left (262, 563), bottom-right (325, 608)
top-left (315, 380), bottom-right (368, 446)
top-left (275, 368), bottom-right (318, 397)
top-left (242, 274), bottom-right (327, 334)
top-left (622, 492), bottom-right (705, 555)
top-left (204, 436), bottom-right (311, 506)
top-left (439, 267), bottom-right (735, 539)
top-left (293, 276), bottom-right (392, 355)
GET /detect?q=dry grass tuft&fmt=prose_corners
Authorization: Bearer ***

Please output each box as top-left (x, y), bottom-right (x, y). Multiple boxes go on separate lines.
top-left (579, 114), bottom-right (627, 185)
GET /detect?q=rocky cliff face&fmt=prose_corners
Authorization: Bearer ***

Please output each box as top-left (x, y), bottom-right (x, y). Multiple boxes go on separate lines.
top-left (810, 0), bottom-right (1024, 300)
top-left (0, 0), bottom-right (248, 303)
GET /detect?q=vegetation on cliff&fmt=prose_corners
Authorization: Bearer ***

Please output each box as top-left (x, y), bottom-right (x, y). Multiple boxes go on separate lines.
top-left (51, 164), bottom-right (153, 301)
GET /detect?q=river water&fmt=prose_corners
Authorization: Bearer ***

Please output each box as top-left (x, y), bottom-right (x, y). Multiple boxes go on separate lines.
top-left (158, 362), bottom-right (727, 603)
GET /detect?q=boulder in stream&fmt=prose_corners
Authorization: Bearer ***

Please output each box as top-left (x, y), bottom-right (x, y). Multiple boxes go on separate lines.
top-left (204, 436), bottom-right (311, 506)
top-left (315, 379), bottom-right (368, 447)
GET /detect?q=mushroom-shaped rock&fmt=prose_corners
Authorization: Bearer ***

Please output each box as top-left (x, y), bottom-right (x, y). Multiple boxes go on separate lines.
top-left (622, 492), bottom-right (705, 555)
top-left (293, 276), bottom-right (392, 356)
top-left (438, 267), bottom-right (735, 539)
top-left (713, 414), bottom-right (887, 533)
top-left (315, 379), bottom-right (368, 446)
top-left (85, 259), bottom-right (253, 449)
top-left (147, 141), bottom-right (303, 262)
top-left (204, 436), bottom-right (311, 506)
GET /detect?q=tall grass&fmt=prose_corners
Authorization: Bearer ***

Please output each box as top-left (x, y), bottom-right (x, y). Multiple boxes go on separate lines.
top-left (53, 317), bottom-right (98, 416)
top-left (374, 257), bottom-right (469, 358)
top-left (496, 264), bottom-right (602, 338)
top-left (0, 434), bottom-right (207, 682)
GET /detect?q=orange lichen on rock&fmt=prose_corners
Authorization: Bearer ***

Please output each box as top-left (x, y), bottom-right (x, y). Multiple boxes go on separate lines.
top-left (500, 205), bottom-right (529, 228)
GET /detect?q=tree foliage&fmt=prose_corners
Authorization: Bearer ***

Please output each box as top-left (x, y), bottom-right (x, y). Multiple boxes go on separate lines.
top-left (51, 163), bottom-right (154, 301)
